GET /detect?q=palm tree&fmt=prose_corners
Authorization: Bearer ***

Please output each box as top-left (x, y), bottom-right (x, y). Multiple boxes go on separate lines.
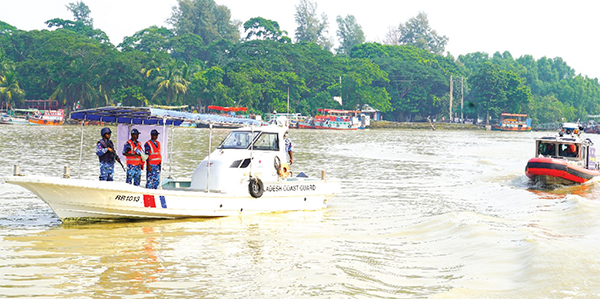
top-left (148, 60), bottom-right (190, 105)
top-left (0, 69), bottom-right (25, 105)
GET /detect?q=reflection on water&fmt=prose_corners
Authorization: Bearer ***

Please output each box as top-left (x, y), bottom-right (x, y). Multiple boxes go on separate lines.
top-left (3, 125), bottom-right (600, 297)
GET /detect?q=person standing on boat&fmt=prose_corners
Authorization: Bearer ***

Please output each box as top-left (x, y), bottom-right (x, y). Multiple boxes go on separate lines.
top-left (96, 127), bottom-right (119, 181)
top-left (122, 128), bottom-right (143, 186)
top-left (284, 131), bottom-right (293, 165)
top-left (144, 129), bottom-right (162, 189)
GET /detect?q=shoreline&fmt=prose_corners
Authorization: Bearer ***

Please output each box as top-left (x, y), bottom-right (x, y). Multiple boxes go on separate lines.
top-left (370, 120), bottom-right (485, 130)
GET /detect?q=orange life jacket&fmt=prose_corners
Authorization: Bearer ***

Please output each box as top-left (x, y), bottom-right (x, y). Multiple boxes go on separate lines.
top-left (126, 139), bottom-right (143, 166)
top-left (145, 140), bottom-right (161, 165)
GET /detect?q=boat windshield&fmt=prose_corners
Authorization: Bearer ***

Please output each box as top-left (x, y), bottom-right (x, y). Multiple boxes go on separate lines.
top-left (219, 131), bottom-right (259, 149)
top-left (538, 142), bottom-right (556, 156)
top-left (252, 132), bottom-right (279, 151)
top-left (558, 143), bottom-right (579, 158)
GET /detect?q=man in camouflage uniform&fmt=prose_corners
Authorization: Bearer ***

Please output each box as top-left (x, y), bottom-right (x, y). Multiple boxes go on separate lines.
top-left (96, 127), bottom-right (119, 181)
top-left (284, 131), bottom-right (293, 165)
top-left (144, 129), bottom-right (162, 189)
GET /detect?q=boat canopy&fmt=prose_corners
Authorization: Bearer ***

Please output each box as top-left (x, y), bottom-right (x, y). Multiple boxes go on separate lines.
top-left (70, 106), bottom-right (262, 126)
top-left (207, 105), bottom-right (248, 112)
top-left (317, 109), bottom-right (360, 114)
top-left (500, 113), bottom-right (528, 117)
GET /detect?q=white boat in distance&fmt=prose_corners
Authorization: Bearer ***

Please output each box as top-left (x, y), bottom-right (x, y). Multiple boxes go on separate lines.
top-left (4, 122), bottom-right (340, 220)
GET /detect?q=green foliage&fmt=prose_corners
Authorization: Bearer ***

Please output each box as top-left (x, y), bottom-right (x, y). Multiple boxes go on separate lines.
top-left (469, 62), bottom-right (532, 123)
top-left (45, 2), bottom-right (109, 44)
top-left (351, 43), bottom-right (460, 120)
top-left (243, 17), bottom-right (289, 42)
top-left (294, 0), bottom-right (332, 50)
top-left (0, 21), bottom-right (17, 35)
top-left (115, 86), bottom-right (148, 106)
top-left (168, 0), bottom-right (240, 45)
top-left (119, 26), bottom-right (175, 53)
top-left (335, 15), bottom-right (365, 56)
top-left (67, 1), bottom-right (93, 26)
top-left (397, 12), bottom-right (448, 55)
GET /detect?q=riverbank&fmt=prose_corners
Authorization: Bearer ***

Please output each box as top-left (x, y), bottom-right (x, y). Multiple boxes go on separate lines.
top-left (370, 120), bottom-right (485, 130)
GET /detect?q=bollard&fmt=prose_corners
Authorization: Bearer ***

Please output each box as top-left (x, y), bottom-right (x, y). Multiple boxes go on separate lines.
top-left (321, 170), bottom-right (326, 181)
top-left (13, 165), bottom-right (20, 176)
top-left (63, 166), bottom-right (71, 178)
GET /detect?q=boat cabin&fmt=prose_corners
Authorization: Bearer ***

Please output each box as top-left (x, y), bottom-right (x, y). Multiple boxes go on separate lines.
top-left (535, 123), bottom-right (597, 170)
top-left (189, 125), bottom-right (291, 192)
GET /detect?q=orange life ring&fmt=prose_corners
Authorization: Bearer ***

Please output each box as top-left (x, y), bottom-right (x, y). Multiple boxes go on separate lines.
top-left (278, 163), bottom-right (291, 178)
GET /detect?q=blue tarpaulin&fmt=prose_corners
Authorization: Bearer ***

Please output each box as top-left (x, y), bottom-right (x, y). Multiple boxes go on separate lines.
top-left (69, 106), bottom-right (263, 127)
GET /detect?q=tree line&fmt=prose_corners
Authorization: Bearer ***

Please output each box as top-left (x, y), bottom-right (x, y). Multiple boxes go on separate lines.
top-left (1, 0), bottom-right (599, 125)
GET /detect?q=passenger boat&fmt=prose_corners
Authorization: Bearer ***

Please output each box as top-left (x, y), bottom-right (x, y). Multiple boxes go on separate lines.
top-left (1, 108), bottom-right (38, 125)
top-left (28, 109), bottom-right (65, 125)
top-left (3, 107), bottom-right (340, 220)
top-left (266, 112), bottom-right (306, 128)
top-left (584, 121), bottom-right (600, 134)
top-left (525, 123), bottom-right (600, 185)
top-left (195, 105), bottom-right (256, 128)
top-left (492, 113), bottom-right (532, 131)
top-left (299, 109), bottom-right (370, 130)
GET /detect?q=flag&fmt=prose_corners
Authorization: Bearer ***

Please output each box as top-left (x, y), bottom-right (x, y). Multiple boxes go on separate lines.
top-left (333, 96), bottom-right (343, 105)
top-left (143, 194), bottom-right (167, 208)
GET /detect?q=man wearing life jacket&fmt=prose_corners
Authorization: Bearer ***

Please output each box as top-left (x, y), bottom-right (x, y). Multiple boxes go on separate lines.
top-left (96, 127), bottom-right (119, 181)
top-left (122, 128), bottom-right (143, 186)
top-left (144, 129), bottom-right (162, 189)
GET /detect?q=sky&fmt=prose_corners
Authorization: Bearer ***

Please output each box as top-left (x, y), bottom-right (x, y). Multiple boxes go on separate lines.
top-left (2, 0), bottom-right (600, 79)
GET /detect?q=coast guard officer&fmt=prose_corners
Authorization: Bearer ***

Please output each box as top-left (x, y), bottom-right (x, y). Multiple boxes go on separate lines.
top-left (284, 131), bottom-right (293, 165)
top-left (122, 128), bottom-right (143, 186)
top-left (144, 129), bottom-right (162, 189)
top-left (96, 127), bottom-right (119, 181)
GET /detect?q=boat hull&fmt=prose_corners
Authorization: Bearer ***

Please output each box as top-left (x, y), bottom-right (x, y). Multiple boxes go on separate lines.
top-left (3, 175), bottom-right (340, 220)
top-left (525, 157), bottom-right (600, 185)
top-left (491, 125), bottom-right (531, 131)
top-left (28, 118), bottom-right (64, 125)
top-left (314, 124), bottom-right (358, 130)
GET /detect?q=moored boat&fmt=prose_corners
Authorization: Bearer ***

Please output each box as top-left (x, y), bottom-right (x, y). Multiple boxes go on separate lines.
top-left (299, 109), bottom-right (370, 130)
top-left (1, 108), bottom-right (38, 125)
top-left (492, 113), bottom-right (532, 131)
top-left (28, 109), bottom-right (65, 125)
top-left (3, 112), bottom-right (340, 220)
top-left (525, 123), bottom-right (600, 185)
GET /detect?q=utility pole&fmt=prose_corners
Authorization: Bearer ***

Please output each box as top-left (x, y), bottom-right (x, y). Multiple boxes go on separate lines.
top-left (287, 86), bottom-right (290, 114)
top-left (340, 76), bottom-right (343, 103)
top-left (461, 77), bottom-right (464, 121)
top-left (449, 75), bottom-right (453, 122)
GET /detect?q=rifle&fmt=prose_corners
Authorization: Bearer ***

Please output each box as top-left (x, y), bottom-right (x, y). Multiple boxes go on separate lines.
top-left (114, 154), bottom-right (126, 172)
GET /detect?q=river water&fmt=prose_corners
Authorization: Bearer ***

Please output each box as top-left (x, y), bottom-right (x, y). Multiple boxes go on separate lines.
top-left (2, 125), bottom-right (600, 298)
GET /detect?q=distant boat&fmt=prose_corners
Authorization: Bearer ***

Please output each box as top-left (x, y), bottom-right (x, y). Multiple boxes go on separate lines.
top-left (584, 121), bottom-right (600, 134)
top-left (491, 113), bottom-right (531, 131)
top-left (1, 108), bottom-right (37, 125)
top-left (266, 112), bottom-right (306, 128)
top-left (28, 109), bottom-right (65, 126)
top-left (299, 109), bottom-right (370, 130)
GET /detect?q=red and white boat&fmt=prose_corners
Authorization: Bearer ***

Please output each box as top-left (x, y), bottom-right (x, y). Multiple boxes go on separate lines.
top-left (525, 123), bottom-right (600, 185)
top-left (298, 109), bottom-right (370, 130)
top-left (28, 109), bottom-right (65, 125)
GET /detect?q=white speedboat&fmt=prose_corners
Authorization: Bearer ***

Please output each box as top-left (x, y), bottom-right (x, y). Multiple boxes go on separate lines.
top-left (4, 125), bottom-right (340, 220)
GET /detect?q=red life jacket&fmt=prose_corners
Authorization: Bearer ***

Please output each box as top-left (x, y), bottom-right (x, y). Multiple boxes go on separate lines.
top-left (145, 140), bottom-right (161, 165)
top-left (126, 139), bottom-right (143, 166)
